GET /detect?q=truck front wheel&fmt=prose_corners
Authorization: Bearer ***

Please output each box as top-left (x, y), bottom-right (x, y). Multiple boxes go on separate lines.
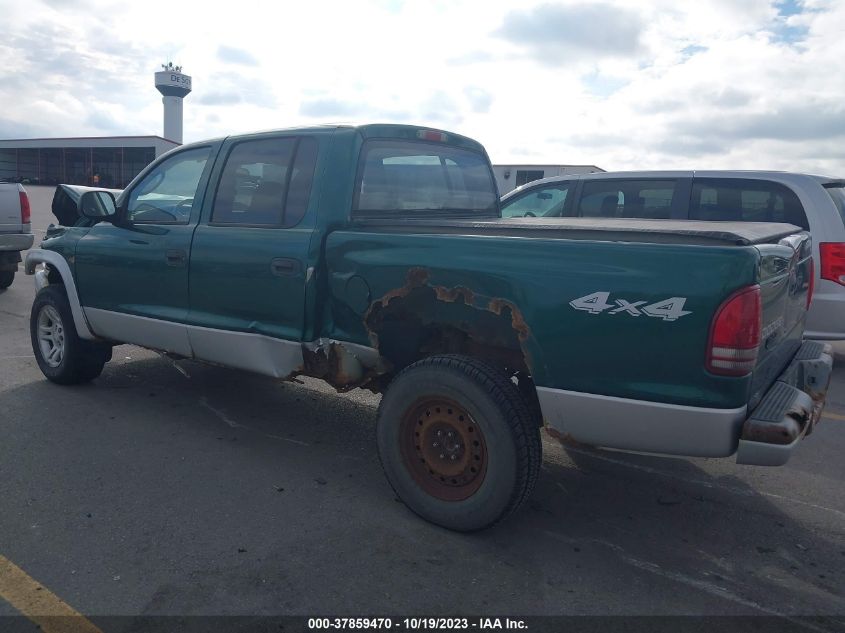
top-left (30, 285), bottom-right (111, 385)
top-left (377, 355), bottom-right (541, 531)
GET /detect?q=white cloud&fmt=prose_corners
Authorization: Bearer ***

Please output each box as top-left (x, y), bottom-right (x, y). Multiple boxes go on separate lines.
top-left (495, 3), bottom-right (646, 64)
top-left (0, 0), bottom-right (841, 174)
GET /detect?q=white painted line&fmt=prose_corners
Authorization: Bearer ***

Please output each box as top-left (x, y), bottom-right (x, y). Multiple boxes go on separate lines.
top-left (199, 397), bottom-right (242, 429)
top-left (542, 531), bottom-right (831, 631)
top-left (551, 441), bottom-right (845, 521)
top-left (266, 434), bottom-right (311, 447)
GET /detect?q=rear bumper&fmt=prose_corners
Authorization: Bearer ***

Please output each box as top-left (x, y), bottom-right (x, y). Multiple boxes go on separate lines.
top-left (0, 232), bottom-right (34, 252)
top-left (736, 341), bottom-right (833, 466)
top-left (536, 388), bottom-right (748, 458)
top-left (536, 341), bottom-right (832, 466)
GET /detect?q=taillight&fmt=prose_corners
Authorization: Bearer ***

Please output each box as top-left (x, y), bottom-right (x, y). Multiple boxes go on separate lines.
top-left (819, 242), bottom-right (845, 286)
top-left (706, 285), bottom-right (761, 377)
top-left (19, 190), bottom-right (31, 224)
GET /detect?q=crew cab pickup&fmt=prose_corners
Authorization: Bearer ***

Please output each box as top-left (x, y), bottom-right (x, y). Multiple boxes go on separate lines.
top-left (0, 182), bottom-right (34, 288)
top-left (24, 124), bottom-right (833, 531)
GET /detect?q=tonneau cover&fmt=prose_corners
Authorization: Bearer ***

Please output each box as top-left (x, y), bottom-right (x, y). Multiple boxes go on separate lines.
top-left (355, 217), bottom-right (804, 246)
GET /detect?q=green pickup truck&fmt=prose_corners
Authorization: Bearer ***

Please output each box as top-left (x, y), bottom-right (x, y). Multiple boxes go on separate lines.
top-left (25, 124), bottom-right (833, 531)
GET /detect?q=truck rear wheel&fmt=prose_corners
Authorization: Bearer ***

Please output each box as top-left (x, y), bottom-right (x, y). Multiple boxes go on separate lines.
top-left (377, 355), bottom-right (541, 531)
top-left (30, 285), bottom-right (111, 385)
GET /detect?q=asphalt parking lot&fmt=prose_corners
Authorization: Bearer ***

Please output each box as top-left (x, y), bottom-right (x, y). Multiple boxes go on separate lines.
top-left (1, 186), bottom-right (844, 629)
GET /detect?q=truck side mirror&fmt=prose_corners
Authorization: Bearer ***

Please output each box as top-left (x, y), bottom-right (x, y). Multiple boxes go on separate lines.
top-left (79, 190), bottom-right (117, 220)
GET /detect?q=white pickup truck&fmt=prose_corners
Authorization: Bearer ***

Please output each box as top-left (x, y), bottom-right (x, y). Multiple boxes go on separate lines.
top-left (0, 182), bottom-right (34, 288)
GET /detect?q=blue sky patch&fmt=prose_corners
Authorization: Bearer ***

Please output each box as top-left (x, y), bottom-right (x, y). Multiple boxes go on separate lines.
top-left (771, 0), bottom-right (809, 44)
top-left (582, 72), bottom-right (629, 98)
top-left (680, 45), bottom-right (708, 60)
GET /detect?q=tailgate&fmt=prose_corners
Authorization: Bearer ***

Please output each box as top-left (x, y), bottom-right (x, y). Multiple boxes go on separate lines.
top-left (0, 184), bottom-right (23, 232)
top-left (748, 231), bottom-right (813, 409)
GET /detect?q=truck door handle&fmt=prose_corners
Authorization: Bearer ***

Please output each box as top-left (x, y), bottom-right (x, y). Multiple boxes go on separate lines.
top-left (271, 258), bottom-right (301, 276)
top-left (165, 249), bottom-right (187, 266)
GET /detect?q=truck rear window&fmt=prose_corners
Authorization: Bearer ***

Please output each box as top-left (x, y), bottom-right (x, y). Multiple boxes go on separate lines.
top-left (353, 140), bottom-right (498, 218)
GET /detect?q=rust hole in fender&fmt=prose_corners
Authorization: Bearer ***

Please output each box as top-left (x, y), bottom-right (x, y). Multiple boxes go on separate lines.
top-left (363, 268), bottom-right (536, 378)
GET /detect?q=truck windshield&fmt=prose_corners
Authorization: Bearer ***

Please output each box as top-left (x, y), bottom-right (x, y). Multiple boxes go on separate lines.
top-left (354, 140), bottom-right (498, 218)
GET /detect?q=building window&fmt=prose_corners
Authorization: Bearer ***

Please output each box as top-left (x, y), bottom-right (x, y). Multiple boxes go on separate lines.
top-left (0, 150), bottom-right (16, 181)
top-left (0, 145), bottom-right (158, 187)
top-left (515, 170), bottom-right (544, 187)
top-left (92, 148), bottom-right (121, 188)
top-left (122, 147), bottom-right (156, 187)
top-left (17, 149), bottom-right (38, 182)
top-left (39, 149), bottom-right (63, 185)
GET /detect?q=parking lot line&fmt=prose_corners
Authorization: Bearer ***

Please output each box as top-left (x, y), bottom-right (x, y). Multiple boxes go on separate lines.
top-left (0, 555), bottom-right (102, 633)
top-left (823, 411), bottom-right (845, 421)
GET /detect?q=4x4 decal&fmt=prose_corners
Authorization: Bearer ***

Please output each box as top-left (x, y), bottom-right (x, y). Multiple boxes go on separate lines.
top-left (570, 292), bottom-right (692, 321)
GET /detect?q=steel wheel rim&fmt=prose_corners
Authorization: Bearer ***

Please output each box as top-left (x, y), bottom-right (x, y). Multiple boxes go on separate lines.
top-left (37, 305), bottom-right (65, 368)
top-left (400, 397), bottom-right (488, 501)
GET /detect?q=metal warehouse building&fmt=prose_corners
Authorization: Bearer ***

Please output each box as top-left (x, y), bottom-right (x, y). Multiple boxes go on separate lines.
top-left (0, 136), bottom-right (178, 188)
top-left (493, 164), bottom-right (605, 195)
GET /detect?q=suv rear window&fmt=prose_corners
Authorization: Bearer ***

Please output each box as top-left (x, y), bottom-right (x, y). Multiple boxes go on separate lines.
top-left (577, 179), bottom-right (677, 219)
top-left (823, 184), bottom-right (845, 227)
top-left (353, 140), bottom-right (497, 219)
top-left (690, 178), bottom-right (809, 229)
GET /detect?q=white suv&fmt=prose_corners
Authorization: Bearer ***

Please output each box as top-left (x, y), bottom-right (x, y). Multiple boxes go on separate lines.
top-left (500, 171), bottom-right (845, 339)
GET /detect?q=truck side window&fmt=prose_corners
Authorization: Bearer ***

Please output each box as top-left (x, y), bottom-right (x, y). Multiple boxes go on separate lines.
top-left (210, 137), bottom-right (318, 228)
top-left (690, 178), bottom-right (809, 229)
top-left (284, 138), bottom-right (318, 227)
top-left (127, 147), bottom-right (211, 224)
top-left (577, 179), bottom-right (677, 219)
top-left (501, 185), bottom-right (571, 218)
top-left (211, 138), bottom-right (296, 226)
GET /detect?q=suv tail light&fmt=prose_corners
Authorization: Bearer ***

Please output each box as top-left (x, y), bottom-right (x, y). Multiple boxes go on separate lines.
top-left (706, 285), bottom-right (761, 377)
top-left (819, 242), bottom-right (845, 286)
top-left (19, 190), bottom-right (31, 224)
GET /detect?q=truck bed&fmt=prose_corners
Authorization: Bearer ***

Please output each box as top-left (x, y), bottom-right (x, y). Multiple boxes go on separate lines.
top-left (327, 218), bottom-right (811, 410)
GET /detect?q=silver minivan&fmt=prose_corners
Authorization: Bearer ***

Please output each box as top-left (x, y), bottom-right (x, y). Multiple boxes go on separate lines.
top-left (500, 171), bottom-right (845, 340)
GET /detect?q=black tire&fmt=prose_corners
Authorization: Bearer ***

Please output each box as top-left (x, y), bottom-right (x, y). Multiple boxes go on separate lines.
top-left (377, 355), bottom-right (542, 531)
top-left (30, 285), bottom-right (110, 385)
top-left (0, 270), bottom-right (13, 288)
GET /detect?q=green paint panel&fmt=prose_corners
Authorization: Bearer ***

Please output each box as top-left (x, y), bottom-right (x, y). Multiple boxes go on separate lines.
top-left (324, 231), bottom-right (760, 408)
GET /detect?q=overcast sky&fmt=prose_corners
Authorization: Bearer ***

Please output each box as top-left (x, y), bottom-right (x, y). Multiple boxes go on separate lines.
top-left (0, 0), bottom-right (842, 173)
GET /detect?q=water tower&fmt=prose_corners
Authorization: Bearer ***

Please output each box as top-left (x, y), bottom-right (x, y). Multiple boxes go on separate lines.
top-left (154, 62), bottom-right (192, 144)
